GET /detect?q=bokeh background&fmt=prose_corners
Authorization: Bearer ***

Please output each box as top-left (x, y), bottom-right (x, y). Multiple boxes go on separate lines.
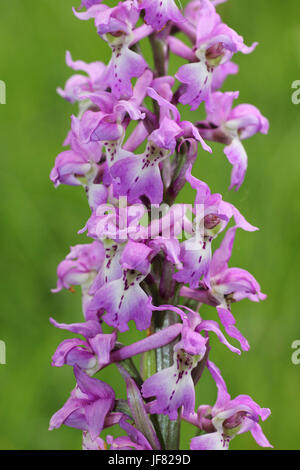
top-left (0, 0), bottom-right (299, 450)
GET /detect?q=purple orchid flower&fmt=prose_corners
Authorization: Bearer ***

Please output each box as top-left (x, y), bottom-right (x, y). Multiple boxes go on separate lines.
top-left (108, 78), bottom-right (212, 205)
top-left (173, 165), bottom-right (257, 288)
top-left (49, 365), bottom-right (115, 440)
top-left (208, 226), bottom-right (266, 350)
top-left (88, 240), bottom-right (124, 291)
top-left (51, 312), bottom-right (182, 375)
top-left (52, 242), bottom-right (104, 293)
top-left (50, 317), bottom-right (116, 374)
top-left (147, 85), bottom-right (212, 153)
top-left (177, 304), bottom-right (241, 355)
top-left (50, 115), bottom-right (103, 188)
top-left (57, 50), bottom-right (106, 104)
top-left (171, 0), bottom-right (257, 110)
top-left (78, 89), bottom-right (145, 145)
top-left (110, 140), bottom-right (169, 205)
top-left (142, 326), bottom-right (207, 419)
top-left (198, 91), bottom-right (269, 190)
top-left (181, 226), bottom-right (266, 351)
top-left (51, 241), bottom-right (106, 318)
top-left (190, 361), bottom-right (272, 449)
top-left (84, 200), bottom-right (188, 273)
top-left (49, 0), bottom-right (271, 451)
top-left (75, 70), bottom-right (152, 190)
top-left (86, 240), bottom-right (153, 331)
top-left (73, 1), bottom-right (149, 99)
top-left (142, 302), bottom-right (241, 420)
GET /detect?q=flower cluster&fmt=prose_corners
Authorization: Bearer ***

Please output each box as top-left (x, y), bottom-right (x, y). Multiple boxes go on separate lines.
top-left (49, 0), bottom-right (271, 450)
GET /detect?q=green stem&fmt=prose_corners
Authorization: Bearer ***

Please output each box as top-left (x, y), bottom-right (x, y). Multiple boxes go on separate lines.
top-left (149, 33), bottom-right (167, 77)
top-left (151, 266), bottom-right (182, 449)
top-left (147, 31), bottom-right (182, 450)
top-left (153, 306), bottom-right (181, 449)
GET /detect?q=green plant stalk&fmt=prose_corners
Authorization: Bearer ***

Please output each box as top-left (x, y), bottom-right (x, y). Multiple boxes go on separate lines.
top-left (153, 304), bottom-right (181, 450)
top-left (145, 32), bottom-right (182, 450)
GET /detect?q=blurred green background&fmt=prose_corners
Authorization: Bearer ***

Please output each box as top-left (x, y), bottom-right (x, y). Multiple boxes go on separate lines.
top-left (0, 0), bottom-right (299, 450)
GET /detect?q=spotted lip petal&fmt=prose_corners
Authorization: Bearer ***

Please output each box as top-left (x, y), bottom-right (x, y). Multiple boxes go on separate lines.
top-left (110, 143), bottom-right (168, 205)
top-left (191, 431), bottom-right (229, 450)
top-left (176, 61), bottom-right (213, 111)
top-left (121, 240), bottom-right (152, 275)
top-left (89, 241), bottom-right (123, 294)
top-left (104, 45), bottom-right (147, 99)
top-left (86, 270), bottom-right (153, 332)
top-left (142, 353), bottom-right (198, 420)
top-left (142, 304), bottom-right (207, 420)
top-left (173, 237), bottom-right (212, 288)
